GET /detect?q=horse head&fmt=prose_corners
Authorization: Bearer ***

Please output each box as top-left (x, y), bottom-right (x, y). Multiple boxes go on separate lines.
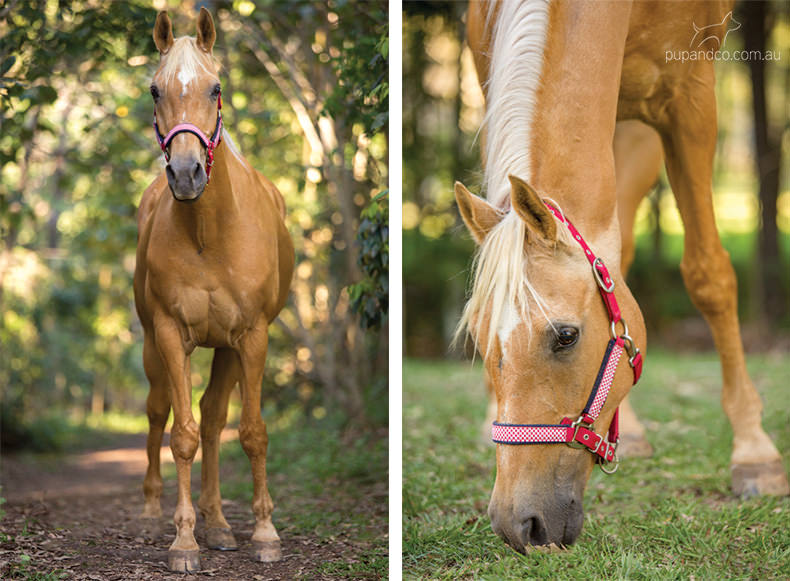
top-left (151, 8), bottom-right (221, 202)
top-left (455, 175), bottom-right (645, 550)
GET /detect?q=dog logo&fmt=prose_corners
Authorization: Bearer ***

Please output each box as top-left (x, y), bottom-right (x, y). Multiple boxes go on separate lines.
top-left (690, 11), bottom-right (741, 49)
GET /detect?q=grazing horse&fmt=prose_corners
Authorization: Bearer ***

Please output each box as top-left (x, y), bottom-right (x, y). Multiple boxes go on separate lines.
top-left (134, 9), bottom-right (294, 571)
top-left (455, 0), bottom-right (789, 552)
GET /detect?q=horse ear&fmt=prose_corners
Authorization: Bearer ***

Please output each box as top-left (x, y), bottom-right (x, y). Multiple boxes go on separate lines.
top-left (509, 175), bottom-right (557, 243)
top-left (455, 182), bottom-right (503, 245)
top-left (196, 7), bottom-right (216, 53)
top-left (153, 11), bottom-right (174, 55)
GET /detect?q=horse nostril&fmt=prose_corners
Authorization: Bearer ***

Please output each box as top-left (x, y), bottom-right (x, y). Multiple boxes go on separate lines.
top-left (521, 514), bottom-right (548, 546)
top-left (192, 162), bottom-right (202, 181)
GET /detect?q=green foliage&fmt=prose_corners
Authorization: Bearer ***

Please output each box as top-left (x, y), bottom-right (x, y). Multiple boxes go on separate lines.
top-left (403, 354), bottom-right (790, 578)
top-left (323, 3), bottom-right (389, 135)
top-left (349, 191), bottom-right (389, 330)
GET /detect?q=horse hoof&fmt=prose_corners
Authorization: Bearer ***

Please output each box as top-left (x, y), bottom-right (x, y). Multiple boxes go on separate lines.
top-left (616, 434), bottom-right (653, 458)
top-left (731, 460), bottom-right (790, 498)
top-left (206, 527), bottom-right (238, 551)
top-left (252, 540), bottom-right (282, 562)
top-left (168, 549), bottom-right (201, 572)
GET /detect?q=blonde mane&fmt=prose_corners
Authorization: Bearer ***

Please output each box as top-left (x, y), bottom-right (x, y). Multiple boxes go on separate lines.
top-left (455, 204), bottom-right (573, 357)
top-left (457, 0), bottom-right (559, 356)
top-left (482, 0), bottom-right (551, 208)
top-left (157, 37), bottom-right (219, 91)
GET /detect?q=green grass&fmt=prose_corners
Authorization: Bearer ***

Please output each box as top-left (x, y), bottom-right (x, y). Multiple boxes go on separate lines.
top-left (403, 352), bottom-right (790, 579)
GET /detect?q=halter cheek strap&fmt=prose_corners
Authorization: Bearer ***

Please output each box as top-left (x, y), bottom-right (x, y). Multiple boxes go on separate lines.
top-left (153, 90), bottom-right (223, 182)
top-left (491, 201), bottom-right (644, 474)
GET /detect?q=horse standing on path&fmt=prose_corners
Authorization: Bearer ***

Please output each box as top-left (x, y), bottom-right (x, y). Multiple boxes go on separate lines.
top-left (455, 0), bottom-right (789, 552)
top-left (134, 9), bottom-right (294, 571)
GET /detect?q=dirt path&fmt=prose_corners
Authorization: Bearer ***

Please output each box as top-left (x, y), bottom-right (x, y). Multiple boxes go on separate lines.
top-left (0, 432), bottom-right (382, 580)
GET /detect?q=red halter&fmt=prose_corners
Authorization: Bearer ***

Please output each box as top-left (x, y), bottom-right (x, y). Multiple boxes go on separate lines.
top-left (153, 90), bottom-right (223, 182)
top-left (491, 201), bottom-right (644, 473)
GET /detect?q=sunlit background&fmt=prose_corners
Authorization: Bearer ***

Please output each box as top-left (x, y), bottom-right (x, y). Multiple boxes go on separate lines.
top-left (403, 2), bottom-right (790, 358)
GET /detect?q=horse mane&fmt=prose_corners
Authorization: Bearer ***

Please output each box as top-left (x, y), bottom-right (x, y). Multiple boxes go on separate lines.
top-left (157, 37), bottom-right (219, 90)
top-left (482, 0), bottom-right (550, 208)
top-left (456, 0), bottom-right (563, 356)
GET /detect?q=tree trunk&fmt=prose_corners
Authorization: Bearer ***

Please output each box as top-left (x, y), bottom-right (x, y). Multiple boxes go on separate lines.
top-left (743, 1), bottom-right (785, 322)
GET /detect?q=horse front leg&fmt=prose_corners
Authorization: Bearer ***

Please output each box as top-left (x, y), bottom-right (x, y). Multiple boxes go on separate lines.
top-left (658, 66), bottom-right (789, 496)
top-left (153, 317), bottom-right (202, 571)
top-left (198, 348), bottom-right (240, 551)
top-left (237, 324), bottom-right (281, 562)
top-left (141, 332), bottom-right (171, 518)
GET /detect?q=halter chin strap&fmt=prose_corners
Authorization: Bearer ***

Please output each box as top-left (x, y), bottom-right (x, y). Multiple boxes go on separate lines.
top-left (153, 91), bottom-right (223, 182)
top-left (491, 200), bottom-right (644, 474)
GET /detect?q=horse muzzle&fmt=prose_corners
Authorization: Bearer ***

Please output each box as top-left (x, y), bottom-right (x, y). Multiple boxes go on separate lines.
top-left (166, 155), bottom-right (207, 202)
top-left (488, 489), bottom-right (584, 551)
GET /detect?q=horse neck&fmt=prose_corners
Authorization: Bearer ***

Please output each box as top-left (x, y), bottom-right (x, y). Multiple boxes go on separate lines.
top-left (169, 141), bottom-right (241, 250)
top-left (487, 0), bottom-right (632, 263)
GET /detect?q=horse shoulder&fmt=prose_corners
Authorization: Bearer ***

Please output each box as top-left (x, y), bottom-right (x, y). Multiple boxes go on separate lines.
top-left (134, 174), bottom-right (168, 327)
top-left (138, 174), bottom-right (169, 232)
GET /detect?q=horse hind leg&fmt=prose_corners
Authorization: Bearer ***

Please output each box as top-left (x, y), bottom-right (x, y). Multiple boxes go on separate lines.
top-left (614, 120), bottom-right (663, 458)
top-left (659, 72), bottom-right (789, 496)
top-left (198, 348), bottom-right (240, 551)
top-left (142, 332), bottom-right (171, 518)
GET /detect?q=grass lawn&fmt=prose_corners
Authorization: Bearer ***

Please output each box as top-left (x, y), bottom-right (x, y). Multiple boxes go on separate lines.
top-left (403, 351), bottom-right (790, 579)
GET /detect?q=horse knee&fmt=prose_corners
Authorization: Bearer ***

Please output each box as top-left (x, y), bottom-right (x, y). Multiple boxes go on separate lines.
top-left (171, 420), bottom-right (200, 461)
top-left (239, 420), bottom-right (268, 459)
top-left (147, 407), bottom-right (169, 430)
top-left (679, 248), bottom-right (737, 316)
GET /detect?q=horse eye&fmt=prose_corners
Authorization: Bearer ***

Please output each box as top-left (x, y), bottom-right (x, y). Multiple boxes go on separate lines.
top-left (211, 84), bottom-right (221, 98)
top-left (554, 327), bottom-right (579, 349)
top-left (150, 85), bottom-right (160, 101)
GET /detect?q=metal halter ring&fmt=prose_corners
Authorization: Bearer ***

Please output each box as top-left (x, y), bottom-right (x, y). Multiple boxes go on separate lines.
top-left (599, 450), bottom-right (620, 474)
top-left (609, 317), bottom-right (629, 341)
top-left (592, 257), bottom-right (615, 293)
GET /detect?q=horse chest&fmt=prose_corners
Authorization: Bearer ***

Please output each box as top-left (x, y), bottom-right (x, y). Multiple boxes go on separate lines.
top-left (150, 254), bottom-right (265, 348)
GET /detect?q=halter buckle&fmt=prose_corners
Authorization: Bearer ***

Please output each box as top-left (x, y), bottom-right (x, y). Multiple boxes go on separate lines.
top-left (567, 415), bottom-right (594, 450)
top-left (592, 257), bottom-right (615, 293)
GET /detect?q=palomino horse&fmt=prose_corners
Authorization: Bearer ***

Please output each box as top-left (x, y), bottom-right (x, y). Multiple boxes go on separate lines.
top-left (134, 9), bottom-right (294, 571)
top-left (455, 0), bottom-right (789, 552)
